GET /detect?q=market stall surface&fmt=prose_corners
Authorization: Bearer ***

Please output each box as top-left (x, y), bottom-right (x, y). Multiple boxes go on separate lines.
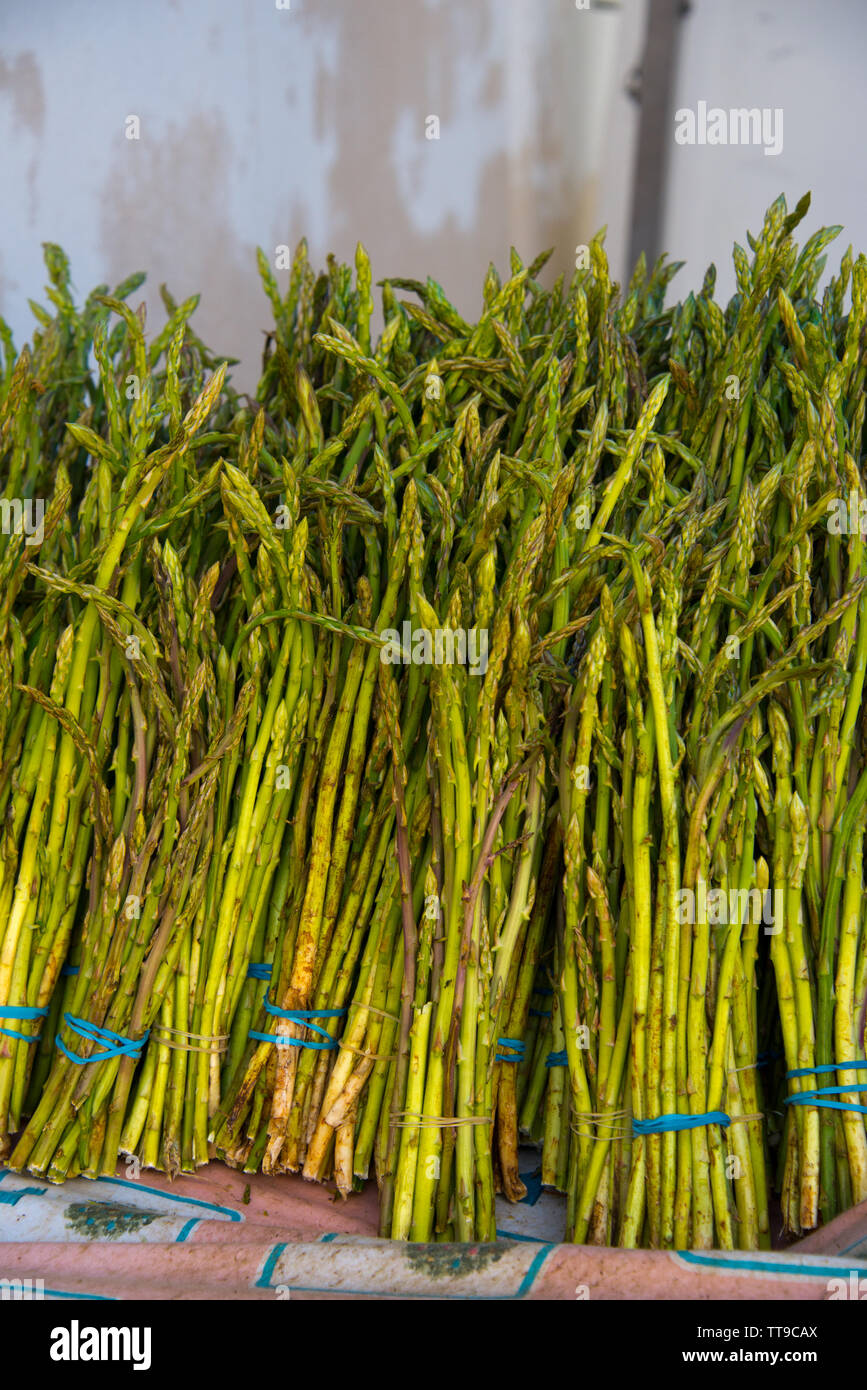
top-left (2, 1159), bottom-right (866, 1300)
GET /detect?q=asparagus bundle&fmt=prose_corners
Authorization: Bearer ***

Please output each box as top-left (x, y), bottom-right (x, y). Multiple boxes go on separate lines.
top-left (2, 194), bottom-right (867, 1250)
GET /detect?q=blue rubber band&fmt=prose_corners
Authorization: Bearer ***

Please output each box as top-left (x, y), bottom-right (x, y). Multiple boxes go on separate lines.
top-left (784, 1083), bottom-right (867, 1116)
top-left (784, 1063), bottom-right (867, 1113)
top-left (247, 963), bottom-right (272, 980)
top-left (0, 1003), bottom-right (49, 1044)
top-left (633, 1111), bottom-right (730, 1135)
top-left (545, 1050), bottom-right (568, 1068)
top-left (250, 1001), bottom-right (348, 1051)
top-left (61, 965), bottom-right (79, 977)
top-left (529, 1008), bottom-right (552, 1018)
top-left (533, 985), bottom-right (553, 995)
top-left (496, 1037), bottom-right (525, 1063)
top-left (786, 1061), bottom-right (867, 1079)
top-left (786, 1095), bottom-right (867, 1115)
top-left (55, 1014), bottom-right (149, 1065)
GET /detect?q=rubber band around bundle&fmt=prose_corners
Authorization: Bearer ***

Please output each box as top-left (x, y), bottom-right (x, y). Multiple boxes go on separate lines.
top-left (346, 1001), bottom-right (402, 1024)
top-left (150, 1024), bottom-right (230, 1055)
top-left (783, 1062), bottom-right (867, 1115)
top-left (574, 1110), bottom-right (764, 1139)
top-left (571, 1109), bottom-right (630, 1140)
top-left (529, 1008), bottom-right (552, 1018)
top-left (786, 1061), bottom-right (867, 1078)
top-left (572, 1109), bottom-right (629, 1120)
top-left (0, 1003), bottom-right (49, 1043)
top-left (334, 1039), bottom-right (396, 1062)
top-left (321, 1002), bottom-right (401, 1059)
top-left (545, 1049), bottom-right (568, 1068)
top-left (496, 1036), bottom-right (525, 1063)
top-left (389, 1110), bottom-right (492, 1128)
top-left (729, 1050), bottom-right (785, 1073)
top-left (56, 1014), bottom-right (149, 1064)
top-left (632, 1111), bottom-right (731, 1134)
top-left (632, 1110), bottom-right (764, 1134)
top-left (61, 964), bottom-right (79, 977)
top-left (246, 963), bottom-right (272, 980)
top-left (571, 1126), bottom-right (632, 1141)
top-left (249, 1000), bottom-right (348, 1051)
top-left (785, 1095), bottom-right (867, 1115)
top-left (784, 1085), bottom-right (867, 1116)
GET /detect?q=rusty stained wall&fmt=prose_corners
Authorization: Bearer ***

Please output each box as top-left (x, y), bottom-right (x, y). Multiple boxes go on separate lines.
top-left (0, 0), bottom-right (645, 390)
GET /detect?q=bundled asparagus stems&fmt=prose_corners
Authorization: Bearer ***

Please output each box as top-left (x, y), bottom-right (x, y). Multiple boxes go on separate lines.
top-left (2, 192), bottom-right (867, 1248)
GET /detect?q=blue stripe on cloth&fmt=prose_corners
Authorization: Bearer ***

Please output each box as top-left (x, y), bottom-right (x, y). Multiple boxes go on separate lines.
top-left (256, 1242), bottom-right (288, 1289)
top-left (515, 1244), bottom-right (555, 1297)
top-left (676, 1249), bottom-right (867, 1280)
top-left (96, 1176), bottom-right (242, 1222)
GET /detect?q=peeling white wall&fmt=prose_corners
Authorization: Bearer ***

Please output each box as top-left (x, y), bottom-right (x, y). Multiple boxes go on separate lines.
top-left (0, 0), bottom-right (644, 392)
top-left (4, 0), bottom-right (863, 395)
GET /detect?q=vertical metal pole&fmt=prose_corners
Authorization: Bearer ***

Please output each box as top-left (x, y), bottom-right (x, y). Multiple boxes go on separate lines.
top-left (628, 0), bottom-right (688, 270)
